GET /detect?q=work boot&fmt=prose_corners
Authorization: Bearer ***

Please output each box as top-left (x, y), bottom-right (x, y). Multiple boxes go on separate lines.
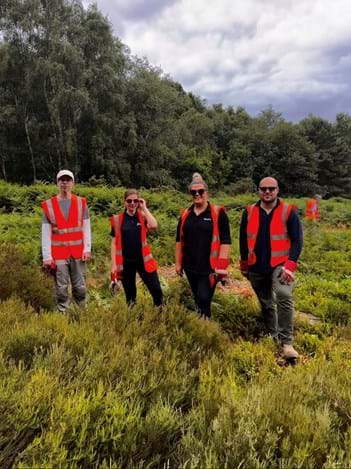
top-left (282, 344), bottom-right (299, 363)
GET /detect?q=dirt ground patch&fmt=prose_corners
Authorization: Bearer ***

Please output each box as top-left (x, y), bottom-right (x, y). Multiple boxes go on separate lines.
top-left (158, 265), bottom-right (255, 298)
top-left (158, 265), bottom-right (321, 325)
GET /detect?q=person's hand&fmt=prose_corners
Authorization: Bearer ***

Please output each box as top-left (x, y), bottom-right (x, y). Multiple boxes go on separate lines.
top-left (43, 259), bottom-right (53, 267)
top-left (42, 259), bottom-right (56, 276)
top-left (82, 252), bottom-right (91, 262)
top-left (175, 263), bottom-right (183, 276)
top-left (138, 198), bottom-right (147, 212)
top-left (240, 260), bottom-right (249, 278)
top-left (279, 267), bottom-right (294, 285)
top-left (212, 258), bottom-right (230, 287)
top-left (110, 271), bottom-right (122, 294)
top-left (214, 270), bottom-right (229, 287)
top-left (279, 260), bottom-right (297, 284)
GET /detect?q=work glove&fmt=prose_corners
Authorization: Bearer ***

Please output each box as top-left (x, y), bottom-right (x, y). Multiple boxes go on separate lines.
top-left (240, 260), bottom-right (249, 278)
top-left (110, 271), bottom-right (122, 295)
top-left (279, 260), bottom-right (297, 285)
top-left (210, 258), bottom-right (230, 288)
top-left (42, 261), bottom-right (57, 277)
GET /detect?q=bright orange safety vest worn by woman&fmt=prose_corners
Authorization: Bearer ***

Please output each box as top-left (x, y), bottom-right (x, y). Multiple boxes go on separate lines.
top-left (175, 172), bottom-right (231, 319)
top-left (110, 189), bottom-right (163, 307)
top-left (110, 210), bottom-right (157, 279)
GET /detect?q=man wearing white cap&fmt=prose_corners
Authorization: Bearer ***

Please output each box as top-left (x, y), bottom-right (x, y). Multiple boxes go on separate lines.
top-left (41, 170), bottom-right (92, 311)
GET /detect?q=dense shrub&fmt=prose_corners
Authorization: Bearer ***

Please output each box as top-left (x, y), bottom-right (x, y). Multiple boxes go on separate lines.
top-left (0, 297), bottom-right (349, 467)
top-left (0, 244), bottom-right (55, 310)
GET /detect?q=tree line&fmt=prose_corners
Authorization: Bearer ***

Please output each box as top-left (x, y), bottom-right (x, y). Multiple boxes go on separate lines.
top-left (1, 0), bottom-right (351, 197)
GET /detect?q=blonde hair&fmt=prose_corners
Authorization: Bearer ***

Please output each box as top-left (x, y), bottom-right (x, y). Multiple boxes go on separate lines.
top-left (124, 188), bottom-right (139, 200)
top-left (188, 172), bottom-right (208, 191)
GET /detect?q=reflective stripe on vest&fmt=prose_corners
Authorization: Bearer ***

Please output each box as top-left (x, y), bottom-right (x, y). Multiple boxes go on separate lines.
top-left (246, 201), bottom-right (292, 267)
top-left (52, 227), bottom-right (83, 234)
top-left (111, 211), bottom-right (157, 277)
top-left (51, 240), bottom-right (83, 246)
top-left (179, 204), bottom-right (223, 270)
top-left (45, 198), bottom-right (56, 225)
top-left (111, 214), bottom-right (124, 273)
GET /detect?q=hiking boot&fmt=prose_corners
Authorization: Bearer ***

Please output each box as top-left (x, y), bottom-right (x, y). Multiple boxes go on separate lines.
top-left (282, 344), bottom-right (299, 362)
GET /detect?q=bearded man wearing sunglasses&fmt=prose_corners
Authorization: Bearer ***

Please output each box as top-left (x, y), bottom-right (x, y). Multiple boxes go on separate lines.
top-left (239, 177), bottom-right (303, 363)
top-left (110, 189), bottom-right (163, 307)
top-left (175, 173), bottom-right (231, 319)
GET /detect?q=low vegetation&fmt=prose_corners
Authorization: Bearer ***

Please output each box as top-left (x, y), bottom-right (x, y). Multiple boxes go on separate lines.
top-left (0, 184), bottom-right (350, 467)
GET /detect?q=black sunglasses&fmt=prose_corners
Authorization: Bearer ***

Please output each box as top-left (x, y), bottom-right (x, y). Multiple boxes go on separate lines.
top-left (259, 186), bottom-right (277, 192)
top-left (126, 198), bottom-right (139, 204)
top-left (190, 189), bottom-right (206, 196)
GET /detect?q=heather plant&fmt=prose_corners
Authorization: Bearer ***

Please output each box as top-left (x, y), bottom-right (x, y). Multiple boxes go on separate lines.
top-left (0, 294), bottom-right (351, 466)
top-left (0, 244), bottom-right (55, 310)
top-left (0, 184), bottom-right (350, 466)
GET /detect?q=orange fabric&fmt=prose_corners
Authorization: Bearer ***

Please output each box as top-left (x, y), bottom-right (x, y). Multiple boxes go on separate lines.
top-left (246, 201), bottom-right (292, 267)
top-left (179, 204), bottom-right (223, 270)
top-left (41, 195), bottom-right (86, 260)
top-left (305, 199), bottom-right (320, 220)
top-left (111, 210), bottom-right (157, 279)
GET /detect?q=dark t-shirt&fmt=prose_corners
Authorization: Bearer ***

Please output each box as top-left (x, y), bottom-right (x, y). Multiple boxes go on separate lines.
top-left (111, 212), bottom-right (147, 262)
top-left (176, 203), bottom-right (231, 275)
top-left (239, 199), bottom-right (303, 273)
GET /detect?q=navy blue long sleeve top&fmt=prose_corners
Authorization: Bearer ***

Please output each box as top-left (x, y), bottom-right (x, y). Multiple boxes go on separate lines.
top-left (239, 199), bottom-right (303, 273)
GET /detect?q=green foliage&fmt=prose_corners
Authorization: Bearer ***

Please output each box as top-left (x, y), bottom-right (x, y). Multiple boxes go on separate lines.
top-left (0, 243), bottom-right (55, 310)
top-left (0, 296), bottom-right (350, 468)
top-left (0, 186), bottom-right (349, 466)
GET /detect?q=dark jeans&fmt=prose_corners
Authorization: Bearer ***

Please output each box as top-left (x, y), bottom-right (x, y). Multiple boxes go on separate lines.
top-left (249, 266), bottom-right (295, 345)
top-left (122, 259), bottom-right (163, 306)
top-left (185, 270), bottom-right (215, 318)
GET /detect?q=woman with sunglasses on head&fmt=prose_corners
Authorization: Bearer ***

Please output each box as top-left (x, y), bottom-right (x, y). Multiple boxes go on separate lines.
top-left (175, 173), bottom-right (231, 319)
top-left (110, 189), bottom-right (163, 307)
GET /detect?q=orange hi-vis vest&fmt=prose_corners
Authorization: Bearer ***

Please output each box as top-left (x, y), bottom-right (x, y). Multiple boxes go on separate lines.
top-left (179, 204), bottom-right (223, 270)
top-left (246, 201), bottom-right (292, 267)
top-left (41, 195), bottom-right (86, 260)
top-left (110, 210), bottom-right (157, 278)
top-left (305, 199), bottom-right (320, 220)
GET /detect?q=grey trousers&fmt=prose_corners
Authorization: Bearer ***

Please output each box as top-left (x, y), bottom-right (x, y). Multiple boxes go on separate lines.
top-left (249, 266), bottom-right (295, 345)
top-left (55, 258), bottom-right (87, 312)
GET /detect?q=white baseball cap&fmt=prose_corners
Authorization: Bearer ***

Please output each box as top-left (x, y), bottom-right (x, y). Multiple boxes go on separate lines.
top-left (56, 169), bottom-right (75, 182)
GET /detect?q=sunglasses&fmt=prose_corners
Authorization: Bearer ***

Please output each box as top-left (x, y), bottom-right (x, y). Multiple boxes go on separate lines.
top-left (190, 189), bottom-right (206, 196)
top-left (259, 187), bottom-right (277, 192)
top-left (126, 199), bottom-right (139, 204)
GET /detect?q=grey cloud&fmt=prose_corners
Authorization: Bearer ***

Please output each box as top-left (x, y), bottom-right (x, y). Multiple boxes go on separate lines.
top-left (92, 0), bottom-right (351, 122)
top-left (99, 0), bottom-right (179, 21)
top-left (201, 85), bottom-right (351, 122)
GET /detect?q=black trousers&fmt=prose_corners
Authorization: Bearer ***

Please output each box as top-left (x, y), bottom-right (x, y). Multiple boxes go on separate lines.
top-left (185, 270), bottom-right (215, 318)
top-left (122, 259), bottom-right (163, 306)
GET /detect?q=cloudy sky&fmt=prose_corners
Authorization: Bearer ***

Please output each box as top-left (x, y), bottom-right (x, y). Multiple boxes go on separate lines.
top-left (87, 0), bottom-right (351, 121)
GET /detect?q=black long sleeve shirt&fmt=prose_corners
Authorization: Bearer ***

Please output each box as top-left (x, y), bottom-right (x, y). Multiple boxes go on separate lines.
top-left (239, 199), bottom-right (303, 274)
